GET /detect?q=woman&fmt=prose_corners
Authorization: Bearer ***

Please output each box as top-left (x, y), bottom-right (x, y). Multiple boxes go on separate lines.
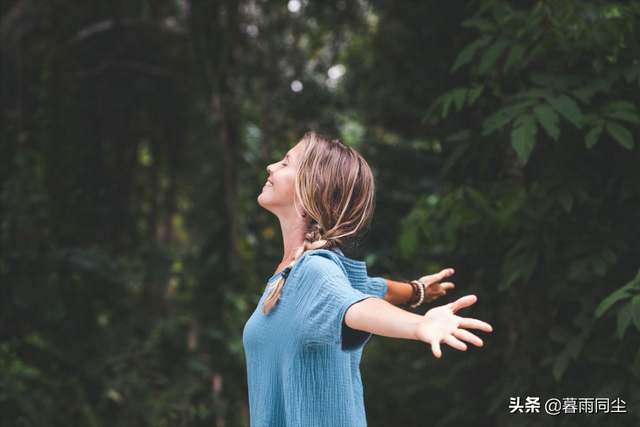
top-left (243, 131), bottom-right (493, 427)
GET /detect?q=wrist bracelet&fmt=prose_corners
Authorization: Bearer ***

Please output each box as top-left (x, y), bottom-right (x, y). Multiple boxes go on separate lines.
top-left (402, 279), bottom-right (425, 307)
top-left (403, 279), bottom-right (425, 308)
top-left (410, 280), bottom-right (425, 308)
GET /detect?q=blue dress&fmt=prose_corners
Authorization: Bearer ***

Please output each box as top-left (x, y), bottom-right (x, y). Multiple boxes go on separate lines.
top-left (242, 248), bottom-right (387, 427)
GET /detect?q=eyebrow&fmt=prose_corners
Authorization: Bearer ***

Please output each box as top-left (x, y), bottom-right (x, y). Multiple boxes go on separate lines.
top-left (285, 153), bottom-right (292, 162)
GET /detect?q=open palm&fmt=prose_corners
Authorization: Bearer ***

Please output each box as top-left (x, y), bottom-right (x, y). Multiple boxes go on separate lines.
top-left (414, 295), bottom-right (493, 358)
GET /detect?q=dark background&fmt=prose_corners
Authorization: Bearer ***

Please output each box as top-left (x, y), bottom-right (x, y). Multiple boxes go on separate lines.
top-left (1, 0), bottom-right (639, 426)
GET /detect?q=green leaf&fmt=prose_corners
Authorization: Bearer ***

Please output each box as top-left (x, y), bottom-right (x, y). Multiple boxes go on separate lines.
top-left (533, 104), bottom-right (560, 140)
top-left (478, 38), bottom-right (510, 74)
top-left (452, 88), bottom-right (467, 111)
top-left (595, 272), bottom-right (637, 318)
top-left (462, 16), bottom-right (497, 32)
top-left (511, 114), bottom-right (537, 164)
top-left (465, 187), bottom-right (495, 217)
top-left (512, 88), bottom-right (554, 101)
top-left (424, 93), bottom-right (449, 120)
top-left (601, 100), bottom-right (637, 112)
top-left (603, 110), bottom-right (640, 124)
top-left (442, 141), bottom-right (470, 174)
top-left (482, 100), bottom-right (537, 135)
top-left (553, 349), bottom-right (570, 382)
top-left (399, 223), bottom-right (420, 261)
top-left (547, 95), bottom-right (583, 128)
top-left (451, 35), bottom-right (493, 73)
top-left (632, 296), bottom-right (640, 330)
top-left (442, 93), bottom-right (454, 118)
top-left (503, 42), bottom-right (526, 72)
top-left (617, 303), bottom-right (632, 340)
top-left (572, 79), bottom-right (612, 103)
top-left (467, 85), bottom-right (484, 106)
top-left (606, 121), bottom-right (635, 149)
top-left (585, 121), bottom-right (604, 149)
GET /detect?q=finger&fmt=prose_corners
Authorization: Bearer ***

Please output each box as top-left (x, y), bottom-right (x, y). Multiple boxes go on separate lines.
top-left (433, 268), bottom-right (455, 282)
top-left (439, 268), bottom-right (455, 278)
top-left (453, 329), bottom-right (484, 347)
top-left (444, 335), bottom-right (467, 351)
top-left (426, 287), bottom-right (447, 296)
top-left (431, 341), bottom-right (442, 358)
top-left (421, 268), bottom-right (454, 284)
top-left (440, 282), bottom-right (455, 290)
top-left (458, 317), bottom-right (493, 332)
top-left (450, 295), bottom-right (478, 313)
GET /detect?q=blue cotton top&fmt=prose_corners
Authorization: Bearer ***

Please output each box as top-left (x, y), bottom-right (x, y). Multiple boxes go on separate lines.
top-left (242, 248), bottom-right (388, 427)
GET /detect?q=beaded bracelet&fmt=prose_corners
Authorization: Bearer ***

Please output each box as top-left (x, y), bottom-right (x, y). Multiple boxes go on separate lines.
top-left (402, 280), bottom-right (417, 306)
top-left (402, 279), bottom-right (426, 308)
top-left (411, 280), bottom-right (425, 308)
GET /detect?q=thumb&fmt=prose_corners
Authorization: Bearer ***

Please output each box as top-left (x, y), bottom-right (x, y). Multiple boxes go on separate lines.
top-left (450, 295), bottom-right (478, 313)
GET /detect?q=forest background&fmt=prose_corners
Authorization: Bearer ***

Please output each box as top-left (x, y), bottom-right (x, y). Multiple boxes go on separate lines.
top-left (1, 0), bottom-right (639, 426)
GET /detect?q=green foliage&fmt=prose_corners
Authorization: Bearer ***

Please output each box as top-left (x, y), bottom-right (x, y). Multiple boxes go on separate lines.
top-left (2, 0), bottom-right (639, 426)
top-left (402, 0), bottom-right (640, 425)
top-left (430, 0), bottom-right (639, 165)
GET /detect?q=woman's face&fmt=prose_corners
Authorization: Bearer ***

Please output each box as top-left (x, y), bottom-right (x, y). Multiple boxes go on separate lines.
top-left (258, 141), bottom-right (304, 216)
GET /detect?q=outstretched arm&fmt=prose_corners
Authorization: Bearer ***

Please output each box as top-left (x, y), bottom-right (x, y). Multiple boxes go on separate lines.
top-left (383, 268), bottom-right (456, 305)
top-left (344, 294), bottom-right (492, 358)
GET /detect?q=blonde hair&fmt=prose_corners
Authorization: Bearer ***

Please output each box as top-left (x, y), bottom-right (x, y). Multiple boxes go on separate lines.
top-left (262, 130), bottom-right (376, 314)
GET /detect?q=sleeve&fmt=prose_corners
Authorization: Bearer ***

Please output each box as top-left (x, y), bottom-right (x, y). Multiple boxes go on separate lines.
top-left (297, 256), bottom-right (377, 352)
top-left (363, 276), bottom-right (388, 300)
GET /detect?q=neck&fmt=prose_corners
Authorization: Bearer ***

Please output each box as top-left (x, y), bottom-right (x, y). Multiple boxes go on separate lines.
top-left (278, 215), bottom-right (307, 266)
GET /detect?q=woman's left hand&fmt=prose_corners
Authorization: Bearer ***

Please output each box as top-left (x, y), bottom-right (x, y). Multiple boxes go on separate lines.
top-left (414, 294), bottom-right (493, 358)
top-left (418, 268), bottom-right (455, 303)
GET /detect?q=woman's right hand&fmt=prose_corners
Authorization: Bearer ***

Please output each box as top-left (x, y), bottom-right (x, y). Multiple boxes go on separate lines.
top-left (413, 294), bottom-right (493, 358)
top-left (418, 268), bottom-right (456, 303)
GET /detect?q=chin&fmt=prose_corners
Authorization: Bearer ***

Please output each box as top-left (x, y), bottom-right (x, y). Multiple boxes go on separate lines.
top-left (257, 193), bottom-right (269, 209)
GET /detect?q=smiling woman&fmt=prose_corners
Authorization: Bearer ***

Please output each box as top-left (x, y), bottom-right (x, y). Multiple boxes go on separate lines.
top-left (244, 131), bottom-right (493, 427)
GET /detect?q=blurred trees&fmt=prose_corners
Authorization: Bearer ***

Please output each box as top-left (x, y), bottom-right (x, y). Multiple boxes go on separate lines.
top-left (1, 0), bottom-right (638, 426)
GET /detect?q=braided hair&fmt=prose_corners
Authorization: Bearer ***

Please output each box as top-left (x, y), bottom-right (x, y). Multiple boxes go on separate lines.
top-left (262, 131), bottom-right (376, 314)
